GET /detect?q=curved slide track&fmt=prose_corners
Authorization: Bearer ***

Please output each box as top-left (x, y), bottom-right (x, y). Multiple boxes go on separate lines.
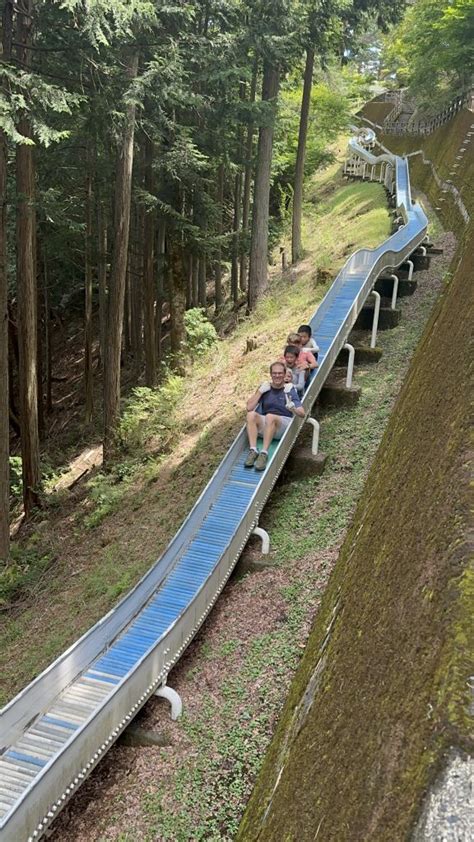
top-left (0, 132), bottom-right (428, 841)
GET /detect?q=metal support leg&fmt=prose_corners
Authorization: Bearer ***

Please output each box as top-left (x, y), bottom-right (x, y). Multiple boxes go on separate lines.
top-left (417, 245), bottom-right (427, 256)
top-left (370, 290), bottom-right (381, 349)
top-left (155, 683), bottom-right (183, 721)
top-left (404, 259), bottom-right (414, 281)
top-left (306, 417), bottom-right (320, 456)
top-left (343, 343), bottom-right (355, 388)
top-left (370, 164), bottom-right (375, 180)
top-left (390, 274), bottom-right (399, 310)
top-left (252, 526), bottom-right (270, 555)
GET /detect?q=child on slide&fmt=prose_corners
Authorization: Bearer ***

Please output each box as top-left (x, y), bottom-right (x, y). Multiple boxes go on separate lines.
top-left (282, 346), bottom-right (306, 396)
top-left (298, 324), bottom-right (319, 361)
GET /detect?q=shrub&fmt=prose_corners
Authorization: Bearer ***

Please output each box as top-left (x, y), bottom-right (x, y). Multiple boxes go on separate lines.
top-left (184, 308), bottom-right (218, 357)
top-left (0, 545), bottom-right (53, 608)
top-left (118, 375), bottom-right (185, 455)
top-left (9, 456), bottom-right (22, 501)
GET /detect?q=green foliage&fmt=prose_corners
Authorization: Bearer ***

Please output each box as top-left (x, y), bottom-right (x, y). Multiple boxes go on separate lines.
top-left (83, 376), bottom-right (185, 528)
top-left (272, 64), bottom-right (370, 221)
top-left (118, 376), bottom-right (185, 455)
top-left (0, 544), bottom-right (53, 608)
top-left (184, 308), bottom-right (218, 357)
top-left (383, 0), bottom-right (474, 108)
top-left (9, 456), bottom-right (22, 501)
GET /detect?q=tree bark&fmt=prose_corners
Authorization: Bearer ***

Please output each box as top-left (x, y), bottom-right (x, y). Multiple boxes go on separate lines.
top-left (215, 163), bottom-right (224, 311)
top-left (143, 135), bottom-right (156, 386)
top-left (0, 0), bottom-right (13, 562)
top-left (240, 55), bottom-right (258, 293)
top-left (186, 252), bottom-right (193, 310)
top-left (16, 0), bottom-right (41, 515)
top-left (8, 306), bottom-right (19, 424)
top-left (292, 47), bottom-right (314, 264)
top-left (35, 223), bottom-right (44, 437)
top-left (169, 238), bottom-right (186, 376)
top-left (130, 204), bottom-right (143, 367)
top-left (155, 221), bottom-right (166, 363)
top-left (230, 169), bottom-right (242, 303)
top-left (248, 60), bottom-right (279, 310)
top-left (103, 49), bottom-right (139, 465)
top-left (84, 150), bottom-right (94, 422)
top-left (97, 198), bottom-right (108, 367)
top-left (198, 252), bottom-right (207, 308)
top-left (192, 255), bottom-right (199, 308)
top-left (43, 251), bottom-right (52, 414)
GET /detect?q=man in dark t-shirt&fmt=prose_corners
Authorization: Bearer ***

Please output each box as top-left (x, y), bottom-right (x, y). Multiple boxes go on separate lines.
top-left (245, 361), bottom-right (305, 471)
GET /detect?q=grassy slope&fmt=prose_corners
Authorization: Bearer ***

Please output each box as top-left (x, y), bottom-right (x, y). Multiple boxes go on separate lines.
top-left (238, 110), bottom-right (473, 841)
top-left (0, 152), bottom-right (390, 707)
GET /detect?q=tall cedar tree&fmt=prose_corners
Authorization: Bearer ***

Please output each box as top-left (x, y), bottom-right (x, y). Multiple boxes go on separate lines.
top-left (292, 46), bottom-right (315, 263)
top-left (16, 0), bottom-right (41, 515)
top-left (248, 59), bottom-right (280, 309)
top-left (103, 49), bottom-right (139, 465)
top-left (0, 0), bottom-right (13, 562)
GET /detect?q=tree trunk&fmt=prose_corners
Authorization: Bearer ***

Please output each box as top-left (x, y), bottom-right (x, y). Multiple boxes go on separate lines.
top-left (192, 255), bottom-right (199, 308)
top-left (230, 170), bottom-right (242, 303)
top-left (240, 55), bottom-right (258, 292)
top-left (43, 252), bottom-right (52, 414)
top-left (8, 305), bottom-right (19, 424)
top-left (215, 163), bottom-right (224, 311)
top-left (143, 135), bottom-right (156, 386)
top-left (16, 0), bottom-right (41, 515)
top-left (35, 224), bottom-right (44, 437)
top-left (169, 238), bottom-right (186, 376)
top-left (84, 152), bottom-right (94, 422)
top-left (97, 198), bottom-right (108, 367)
top-left (186, 253), bottom-right (193, 310)
top-left (155, 221), bottom-right (166, 363)
top-left (248, 60), bottom-right (279, 310)
top-left (198, 252), bottom-right (207, 308)
top-left (130, 204), bottom-right (143, 368)
top-left (292, 47), bottom-right (314, 265)
top-left (103, 49), bottom-right (139, 465)
top-left (0, 0), bottom-right (13, 562)
top-left (124, 261), bottom-right (131, 354)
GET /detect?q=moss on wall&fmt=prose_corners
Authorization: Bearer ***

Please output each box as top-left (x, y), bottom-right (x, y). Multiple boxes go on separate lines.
top-left (237, 116), bottom-right (473, 841)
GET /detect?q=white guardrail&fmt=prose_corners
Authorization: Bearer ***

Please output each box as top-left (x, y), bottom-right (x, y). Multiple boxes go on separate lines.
top-left (0, 129), bottom-right (428, 841)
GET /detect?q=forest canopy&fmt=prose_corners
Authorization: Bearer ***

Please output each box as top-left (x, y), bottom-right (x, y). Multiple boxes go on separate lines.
top-left (383, 0), bottom-right (474, 108)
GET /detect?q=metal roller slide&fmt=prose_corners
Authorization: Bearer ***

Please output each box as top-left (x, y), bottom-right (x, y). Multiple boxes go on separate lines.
top-left (0, 132), bottom-right (428, 841)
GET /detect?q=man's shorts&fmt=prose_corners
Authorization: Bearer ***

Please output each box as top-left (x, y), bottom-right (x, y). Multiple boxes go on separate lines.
top-left (259, 414), bottom-right (292, 441)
